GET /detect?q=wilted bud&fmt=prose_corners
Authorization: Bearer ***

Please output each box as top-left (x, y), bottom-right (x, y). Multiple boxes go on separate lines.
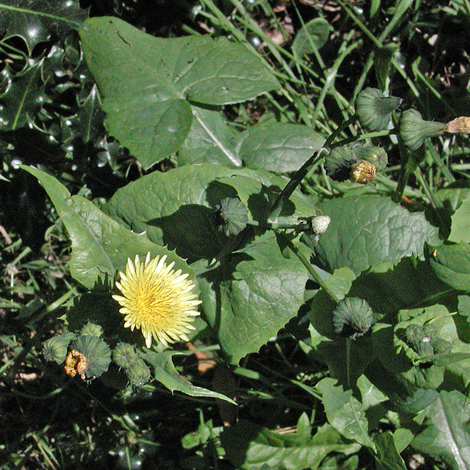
top-left (400, 109), bottom-right (446, 150)
top-left (356, 87), bottom-right (402, 131)
top-left (113, 342), bottom-right (139, 369)
top-left (311, 215), bottom-right (331, 235)
top-left (80, 322), bottom-right (104, 338)
top-left (214, 197), bottom-right (248, 236)
top-left (64, 350), bottom-right (90, 379)
top-left (444, 116), bottom-right (470, 134)
top-left (43, 332), bottom-right (76, 364)
top-left (126, 358), bottom-right (151, 386)
top-left (69, 336), bottom-right (112, 379)
top-left (332, 297), bottom-right (374, 339)
top-left (325, 145), bottom-right (387, 183)
top-left (351, 160), bottom-right (377, 184)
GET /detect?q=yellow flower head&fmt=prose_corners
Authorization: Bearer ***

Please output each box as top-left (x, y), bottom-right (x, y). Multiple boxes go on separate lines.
top-left (112, 253), bottom-right (201, 349)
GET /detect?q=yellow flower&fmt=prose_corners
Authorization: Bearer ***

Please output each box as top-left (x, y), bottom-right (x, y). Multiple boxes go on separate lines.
top-left (112, 253), bottom-right (201, 349)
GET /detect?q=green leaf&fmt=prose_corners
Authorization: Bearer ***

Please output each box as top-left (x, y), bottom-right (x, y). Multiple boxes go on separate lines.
top-left (176, 107), bottom-right (240, 167)
top-left (0, 61), bottom-right (48, 130)
top-left (316, 377), bottom-right (376, 451)
top-left (0, 0), bottom-right (88, 50)
top-left (221, 420), bottom-right (360, 470)
top-left (143, 350), bottom-right (236, 404)
top-left (449, 198), bottom-right (470, 243)
top-left (429, 242), bottom-right (470, 291)
top-left (375, 43), bottom-right (399, 91)
top-left (374, 431), bottom-right (407, 470)
top-left (21, 165), bottom-right (196, 289)
top-left (349, 258), bottom-right (452, 316)
top-left (200, 231), bottom-right (310, 364)
top-left (315, 195), bottom-right (440, 275)
top-left (292, 18), bottom-right (331, 57)
top-left (412, 391), bottom-right (470, 470)
top-left (79, 17), bottom-right (279, 169)
top-left (103, 163), bottom-right (313, 261)
top-left (237, 122), bottom-right (325, 173)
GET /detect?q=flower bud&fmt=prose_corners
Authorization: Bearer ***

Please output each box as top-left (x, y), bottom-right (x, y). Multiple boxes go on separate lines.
top-left (400, 109), bottom-right (446, 150)
top-left (356, 87), bottom-right (402, 131)
top-left (430, 337), bottom-right (452, 355)
top-left (43, 332), bottom-right (76, 364)
top-left (113, 342), bottom-right (139, 369)
top-left (80, 322), bottom-right (104, 338)
top-left (332, 297), bottom-right (374, 339)
top-left (126, 358), bottom-right (151, 386)
top-left (214, 197), bottom-right (248, 236)
top-left (69, 336), bottom-right (111, 379)
top-left (404, 324), bottom-right (434, 357)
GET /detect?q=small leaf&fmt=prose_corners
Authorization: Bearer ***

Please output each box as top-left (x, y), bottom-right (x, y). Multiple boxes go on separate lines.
top-left (292, 18), bottom-right (331, 57)
top-left (412, 391), bottom-right (470, 470)
top-left (221, 420), bottom-right (360, 470)
top-left (428, 242), bottom-right (470, 291)
top-left (237, 122), bottom-right (325, 173)
top-left (143, 350), bottom-right (236, 404)
top-left (0, 61), bottom-right (47, 130)
top-left (449, 198), bottom-right (470, 243)
top-left (317, 377), bottom-right (376, 451)
top-left (374, 432), bottom-right (407, 470)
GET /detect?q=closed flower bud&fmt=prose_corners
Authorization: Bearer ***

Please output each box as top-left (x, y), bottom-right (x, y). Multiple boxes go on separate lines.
top-left (43, 332), bottom-right (76, 364)
top-left (324, 145), bottom-right (357, 177)
top-left (431, 337), bottom-right (452, 355)
top-left (332, 297), bottom-right (374, 339)
top-left (405, 324), bottom-right (425, 344)
top-left (214, 197), bottom-right (248, 236)
top-left (80, 322), bottom-right (104, 338)
top-left (444, 116), bottom-right (470, 134)
top-left (422, 323), bottom-right (437, 339)
top-left (126, 358), bottom-right (151, 386)
top-left (353, 146), bottom-right (388, 172)
top-left (113, 342), bottom-right (139, 369)
top-left (400, 109), bottom-right (446, 150)
top-left (405, 324), bottom-right (433, 357)
top-left (70, 336), bottom-right (111, 379)
top-left (356, 87), bottom-right (402, 131)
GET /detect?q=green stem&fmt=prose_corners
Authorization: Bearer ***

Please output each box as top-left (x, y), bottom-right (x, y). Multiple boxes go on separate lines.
top-left (281, 234), bottom-right (340, 304)
top-left (269, 115), bottom-right (360, 222)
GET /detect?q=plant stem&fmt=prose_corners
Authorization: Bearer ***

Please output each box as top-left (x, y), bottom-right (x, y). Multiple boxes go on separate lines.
top-left (269, 115), bottom-right (359, 222)
top-left (281, 234), bottom-right (340, 304)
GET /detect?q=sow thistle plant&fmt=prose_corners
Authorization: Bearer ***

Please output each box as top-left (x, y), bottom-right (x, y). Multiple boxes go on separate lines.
top-left (30, 14), bottom-right (470, 469)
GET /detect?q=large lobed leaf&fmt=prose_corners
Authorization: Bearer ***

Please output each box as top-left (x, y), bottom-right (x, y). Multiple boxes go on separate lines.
top-left (22, 165), bottom-right (196, 290)
top-left (79, 17), bottom-right (280, 169)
